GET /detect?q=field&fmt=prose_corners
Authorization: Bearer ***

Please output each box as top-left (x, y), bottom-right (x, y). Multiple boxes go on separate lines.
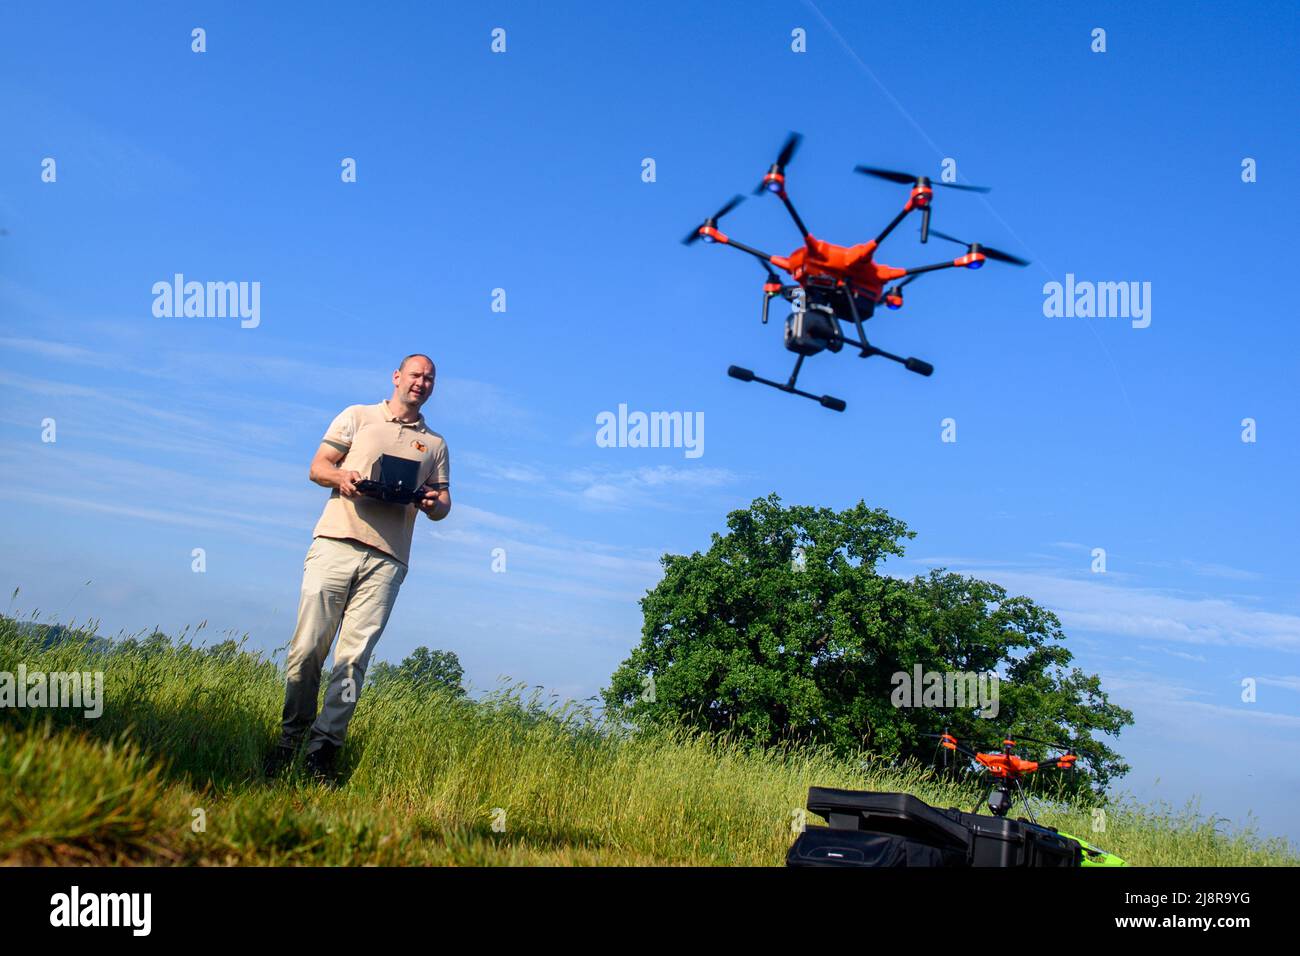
top-left (2, 616), bottom-right (1294, 867)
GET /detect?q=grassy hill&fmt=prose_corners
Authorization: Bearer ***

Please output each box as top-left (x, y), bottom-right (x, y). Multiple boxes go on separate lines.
top-left (1, 616), bottom-right (1294, 866)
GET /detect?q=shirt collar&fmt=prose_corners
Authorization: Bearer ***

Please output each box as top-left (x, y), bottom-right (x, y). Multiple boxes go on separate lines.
top-left (379, 399), bottom-right (427, 429)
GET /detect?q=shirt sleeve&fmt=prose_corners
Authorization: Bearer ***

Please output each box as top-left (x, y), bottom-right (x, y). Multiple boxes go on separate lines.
top-left (322, 406), bottom-right (358, 451)
top-left (425, 441), bottom-right (450, 490)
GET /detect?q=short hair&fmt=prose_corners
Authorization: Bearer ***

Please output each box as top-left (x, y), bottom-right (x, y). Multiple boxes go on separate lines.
top-left (399, 353), bottom-right (435, 375)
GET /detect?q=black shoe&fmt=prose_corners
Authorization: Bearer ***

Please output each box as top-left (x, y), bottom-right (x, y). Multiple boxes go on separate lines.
top-left (303, 743), bottom-right (340, 785)
top-left (263, 742), bottom-right (299, 778)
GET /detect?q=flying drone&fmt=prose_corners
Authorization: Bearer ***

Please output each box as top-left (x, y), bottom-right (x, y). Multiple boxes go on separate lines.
top-left (683, 133), bottom-right (1029, 411)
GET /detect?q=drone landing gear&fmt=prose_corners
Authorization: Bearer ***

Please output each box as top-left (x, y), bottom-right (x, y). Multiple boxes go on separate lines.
top-left (731, 281), bottom-right (934, 411)
top-left (727, 325), bottom-right (933, 413)
top-left (728, 357), bottom-right (846, 411)
top-left (843, 335), bottom-right (934, 378)
top-left (838, 281), bottom-right (935, 377)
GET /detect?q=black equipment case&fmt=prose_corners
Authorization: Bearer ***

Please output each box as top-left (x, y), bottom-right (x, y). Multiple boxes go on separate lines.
top-left (944, 809), bottom-right (1080, 867)
top-left (785, 825), bottom-right (967, 867)
top-left (786, 787), bottom-right (1081, 868)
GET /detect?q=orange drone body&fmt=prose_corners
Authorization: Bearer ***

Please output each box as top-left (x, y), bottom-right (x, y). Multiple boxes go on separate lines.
top-left (976, 752), bottom-right (1041, 779)
top-left (701, 226), bottom-right (940, 302)
top-left (941, 733), bottom-right (1078, 780)
top-left (775, 239), bottom-right (887, 299)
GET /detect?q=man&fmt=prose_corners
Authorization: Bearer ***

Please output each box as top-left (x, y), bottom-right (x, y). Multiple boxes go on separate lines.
top-left (265, 353), bottom-right (451, 782)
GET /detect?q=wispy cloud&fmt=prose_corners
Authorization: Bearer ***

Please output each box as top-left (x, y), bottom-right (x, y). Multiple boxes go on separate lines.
top-left (563, 464), bottom-right (741, 510)
top-left (458, 448), bottom-right (743, 512)
top-left (457, 451), bottom-right (548, 485)
top-left (1257, 676), bottom-right (1300, 694)
top-left (1128, 555), bottom-right (1266, 583)
top-left (1103, 670), bottom-right (1300, 729)
top-left (1138, 644), bottom-right (1208, 663)
top-left (1179, 559), bottom-right (1262, 582)
top-left (0, 485), bottom-right (303, 551)
top-left (972, 569), bottom-right (1300, 653)
top-left (1049, 541), bottom-right (1093, 553)
top-left (426, 501), bottom-right (665, 603)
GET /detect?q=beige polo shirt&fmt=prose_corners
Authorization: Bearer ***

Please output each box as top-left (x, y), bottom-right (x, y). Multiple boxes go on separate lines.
top-left (311, 400), bottom-right (450, 567)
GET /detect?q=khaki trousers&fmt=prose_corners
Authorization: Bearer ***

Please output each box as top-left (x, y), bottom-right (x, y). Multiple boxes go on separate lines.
top-left (279, 535), bottom-right (407, 754)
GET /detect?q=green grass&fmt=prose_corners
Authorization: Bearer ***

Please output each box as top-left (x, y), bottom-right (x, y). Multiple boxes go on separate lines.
top-left (1, 615), bottom-right (1295, 866)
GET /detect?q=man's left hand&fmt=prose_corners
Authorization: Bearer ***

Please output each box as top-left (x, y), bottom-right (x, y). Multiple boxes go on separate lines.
top-left (417, 487), bottom-right (450, 520)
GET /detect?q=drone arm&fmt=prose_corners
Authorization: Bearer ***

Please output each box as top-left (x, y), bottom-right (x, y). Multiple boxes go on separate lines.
top-left (873, 201), bottom-right (915, 246)
top-left (951, 742), bottom-right (983, 762)
top-left (775, 190), bottom-right (814, 246)
top-left (1037, 754), bottom-right (1078, 771)
top-left (884, 251), bottom-right (986, 284)
top-left (699, 225), bottom-right (789, 272)
top-left (937, 734), bottom-right (982, 762)
top-left (873, 181), bottom-right (935, 246)
top-left (881, 251), bottom-right (985, 301)
top-left (880, 272), bottom-right (920, 299)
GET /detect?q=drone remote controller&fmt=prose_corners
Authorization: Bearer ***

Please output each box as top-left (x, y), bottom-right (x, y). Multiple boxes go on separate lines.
top-left (353, 478), bottom-right (426, 506)
top-left (349, 454), bottom-right (443, 506)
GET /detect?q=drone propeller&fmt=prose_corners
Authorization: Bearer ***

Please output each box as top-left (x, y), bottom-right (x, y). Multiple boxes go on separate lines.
top-left (853, 165), bottom-right (991, 193)
top-left (1003, 733), bottom-right (1074, 751)
top-left (920, 731), bottom-right (1032, 753)
top-left (920, 731), bottom-right (984, 750)
top-left (754, 132), bottom-right (802, 194)
top-left (1010, 733), bottom-right (1100, 765)
top-left (682, 195), bottom-right (745, 246)
top-left (927, 228), bottom-right (1031, 266)
top-left (927, 729), bottom-right (1090, 764)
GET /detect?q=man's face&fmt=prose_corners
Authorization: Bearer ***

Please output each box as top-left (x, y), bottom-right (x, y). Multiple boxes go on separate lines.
top-left (394, 358), bottom-right (435, 408)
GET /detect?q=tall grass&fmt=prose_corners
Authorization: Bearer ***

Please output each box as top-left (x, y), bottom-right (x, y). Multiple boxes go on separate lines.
top-left (1, 615), bottom-right (1294, 866)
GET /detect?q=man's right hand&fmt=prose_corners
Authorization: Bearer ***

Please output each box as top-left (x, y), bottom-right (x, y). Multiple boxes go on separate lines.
top-left (335, 469), bottom-right (364, 498)
top-left (310, 442), bottom-right (364, 497)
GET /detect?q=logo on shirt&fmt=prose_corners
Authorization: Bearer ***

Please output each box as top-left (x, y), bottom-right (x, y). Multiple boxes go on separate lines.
top-left (412, 440), bottom-right (427, 453)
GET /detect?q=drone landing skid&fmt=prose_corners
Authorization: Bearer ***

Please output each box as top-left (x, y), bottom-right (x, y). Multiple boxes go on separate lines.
top-left (728, 356), bottom-right (846, 412)
top-left (728, 335), bottom-right (933, 413)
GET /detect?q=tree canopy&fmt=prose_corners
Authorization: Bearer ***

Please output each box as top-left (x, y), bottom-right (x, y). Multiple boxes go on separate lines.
top-left (369, 646), bottom-right (466, 698)
top-left (603, 494), bottom-right (1133, 790)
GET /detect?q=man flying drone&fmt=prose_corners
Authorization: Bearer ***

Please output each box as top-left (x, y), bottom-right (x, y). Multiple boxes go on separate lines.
top-left (682, 132), bottom-right (1030, 411)
top-left (264, 353), bottom-right (451, 783)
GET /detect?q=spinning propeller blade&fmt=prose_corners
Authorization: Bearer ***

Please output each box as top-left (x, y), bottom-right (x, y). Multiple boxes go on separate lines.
top-left (776, 131), bottom-right (801, 168)
top-left (854, 166), bottom-right (991, 192)
top-left (682, 194), bottom-right (745, 245)
top-left (1004, 733), bottom-right (1073, 751)
top-left (854, 165), bottom-right (916, 185)
top-left (928, 228), bottom-right (1031, 266)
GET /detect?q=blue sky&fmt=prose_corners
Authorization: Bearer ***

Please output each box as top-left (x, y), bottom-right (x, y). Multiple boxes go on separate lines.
top-left (3, 2), bottom-right (1298, 844)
